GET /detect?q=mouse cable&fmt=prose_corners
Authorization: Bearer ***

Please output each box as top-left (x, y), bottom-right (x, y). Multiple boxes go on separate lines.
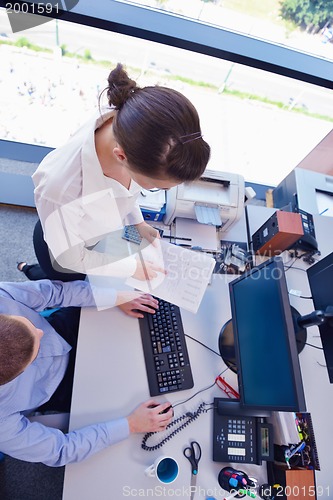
top-left (171, 367), bottom-right (229, 409)
top-left (172, 380), bottom-right (217, 409)
top-left (185, 333), bottom-right (221, 357)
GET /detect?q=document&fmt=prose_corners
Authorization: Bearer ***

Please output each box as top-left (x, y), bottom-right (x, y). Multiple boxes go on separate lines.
top-left (126, 240), bottom-right (215, 313)
top-left (175, 218), bottom-right (218, 251)
top-left (268, 412), bottom-right (300, 446)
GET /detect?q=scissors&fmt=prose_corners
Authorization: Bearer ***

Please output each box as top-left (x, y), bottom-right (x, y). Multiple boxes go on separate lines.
top-left (183, 441), bottom-right (202, 500)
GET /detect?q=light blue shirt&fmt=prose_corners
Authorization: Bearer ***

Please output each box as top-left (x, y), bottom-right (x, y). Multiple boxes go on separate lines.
top-left (0, 280), bottom-right (129, 467)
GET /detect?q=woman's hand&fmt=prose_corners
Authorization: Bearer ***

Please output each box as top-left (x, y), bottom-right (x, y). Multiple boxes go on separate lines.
top-left (127, 400), bottom-right (173, 433)
top-left (133, 257), bottom-right (166, 281)
top-left (136, 222), bottom-right (160, 247)
top-left (116, 291), bottom-right (159, 318)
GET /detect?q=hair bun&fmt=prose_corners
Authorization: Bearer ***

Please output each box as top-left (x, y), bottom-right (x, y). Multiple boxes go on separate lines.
top-left (106, 63), bottom-right (138, 109)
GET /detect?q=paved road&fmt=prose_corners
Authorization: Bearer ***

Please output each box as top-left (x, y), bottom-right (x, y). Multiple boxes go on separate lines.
top-left (1, 8), bottom-right (333, 117)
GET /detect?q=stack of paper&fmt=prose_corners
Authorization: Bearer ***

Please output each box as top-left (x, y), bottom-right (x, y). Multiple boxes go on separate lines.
top-left (268, 412), bottom-right (300, 446)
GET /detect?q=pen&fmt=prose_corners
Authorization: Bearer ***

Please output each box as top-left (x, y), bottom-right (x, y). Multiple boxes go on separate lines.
top-left (223, 470), bottom-right (247, 486)
top-left (162, 235), bottom-right (192, 241)
top-left (233, 474), bottom-right (247, 486)
top-left (238, 489), bottom-right (256, 498)
top-left (224, 490), bottom-right (241, 500)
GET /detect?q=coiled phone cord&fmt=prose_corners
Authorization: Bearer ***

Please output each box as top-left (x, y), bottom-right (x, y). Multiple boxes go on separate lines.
top-left (141, 402), bottom-right (212, 451)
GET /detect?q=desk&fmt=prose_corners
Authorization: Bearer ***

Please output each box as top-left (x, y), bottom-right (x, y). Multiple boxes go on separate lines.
top-left (63, 273), bottom-right (267, 499)
top-left (62, 215), bottom-right (256, 499)
top-left (63, 209), bottom-right (333, 498)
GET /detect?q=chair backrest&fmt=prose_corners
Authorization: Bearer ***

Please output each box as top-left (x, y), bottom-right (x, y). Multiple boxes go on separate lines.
top-left (28, 413), bottom-right (70, 432)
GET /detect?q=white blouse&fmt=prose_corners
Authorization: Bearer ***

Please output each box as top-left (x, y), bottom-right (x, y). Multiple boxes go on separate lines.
top-left (33, 109), bottom-right (144, 278)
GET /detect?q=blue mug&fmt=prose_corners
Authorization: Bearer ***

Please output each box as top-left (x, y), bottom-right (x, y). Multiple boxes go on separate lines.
top-left (145, 456), bottom-right (179, 484)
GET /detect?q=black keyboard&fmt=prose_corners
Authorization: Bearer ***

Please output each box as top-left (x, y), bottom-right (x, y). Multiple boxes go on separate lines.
top-left (139, 299), bottom-right (194, 396)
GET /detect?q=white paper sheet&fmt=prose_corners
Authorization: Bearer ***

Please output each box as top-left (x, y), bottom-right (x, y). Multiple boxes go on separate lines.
top-left (126, 239), bottom-right (215, 313)
top-left (175, 218), bottom-right (218, 251)
top-left (316, 191), bottom-right (333, 217)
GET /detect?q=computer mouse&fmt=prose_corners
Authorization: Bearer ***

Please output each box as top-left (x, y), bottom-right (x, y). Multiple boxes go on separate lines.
top-left (148, 404), bottom-right (173, 414)
top-left (159, 405), bottom-right (173, 415)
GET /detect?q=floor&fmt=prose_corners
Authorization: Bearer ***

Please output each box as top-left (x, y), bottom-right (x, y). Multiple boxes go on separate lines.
top-left (0, 202), bottom-right (65, 499)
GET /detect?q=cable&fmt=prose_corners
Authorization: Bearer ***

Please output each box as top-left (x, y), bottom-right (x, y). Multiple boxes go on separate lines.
top-left (172, 367), bottom-right (229, 409)
top-left (185, 333), bottom-right (221, 357)
top-left (284, 249), bottom-right (320, 271)
top-left (172, 381), bottom-right (216, 409)
top-left (296, 338), bottom-right (323, 350)
top-left (303, 341), bottom-right (323, 351)
top-left (288, 290), bottom-right (312, 299)
top-left (141, 324), bottom-right (232, 450)
top-left (284, 254), bottom-right (300, 268)
top-left (141, 402), bottom-right (213, 451)
top-left (141, 368), bottom-right (232, 451)
top-left (285, 265), bottom-right (308, 273)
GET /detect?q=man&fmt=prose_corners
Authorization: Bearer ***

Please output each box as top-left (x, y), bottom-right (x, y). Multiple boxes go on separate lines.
top-left (0, 279), bottom-right (172, 467)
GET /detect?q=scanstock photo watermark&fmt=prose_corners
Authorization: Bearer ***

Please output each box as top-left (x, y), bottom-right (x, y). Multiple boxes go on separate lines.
top-left (2, 0), bottom-right (79, 33)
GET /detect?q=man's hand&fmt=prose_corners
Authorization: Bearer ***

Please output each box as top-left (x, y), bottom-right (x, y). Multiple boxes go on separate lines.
top-left (127, 400), bottom-right (173, 433)
top-left (116, 291), bottom-right (158, 318)
top-left (136, 222), bottom-right (160, 247)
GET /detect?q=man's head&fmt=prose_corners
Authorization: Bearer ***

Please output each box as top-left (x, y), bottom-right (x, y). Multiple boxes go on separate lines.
top-left (0, 314), bottom-right (44, 385)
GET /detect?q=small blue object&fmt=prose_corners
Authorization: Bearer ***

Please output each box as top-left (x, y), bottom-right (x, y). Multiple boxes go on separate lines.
top-left (229, 477), bottom-right (238, 488)
top-left (0, 452), bottom-right (5, 462)
top-left (206, 497), bottom-right (217, 500)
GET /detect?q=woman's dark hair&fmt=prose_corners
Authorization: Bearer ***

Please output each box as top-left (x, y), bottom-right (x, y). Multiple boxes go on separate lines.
top-left (102, 63), bottom-right (210, 182)
top-left (0, 314), bottom-right (35, 385)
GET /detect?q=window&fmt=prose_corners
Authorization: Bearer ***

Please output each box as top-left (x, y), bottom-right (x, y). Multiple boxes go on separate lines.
top-left (0, 2), bottom-right (332, 186)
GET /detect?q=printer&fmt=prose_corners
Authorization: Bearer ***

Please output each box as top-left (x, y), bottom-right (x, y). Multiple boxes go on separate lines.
top-left (163, 169), bottom-right (245, 231)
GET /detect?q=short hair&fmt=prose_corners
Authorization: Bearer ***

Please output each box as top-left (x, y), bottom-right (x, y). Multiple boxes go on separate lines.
top-left (0, 314), bottom-right (35, 386)
top-left (101, 63), bottom-right (211, 182)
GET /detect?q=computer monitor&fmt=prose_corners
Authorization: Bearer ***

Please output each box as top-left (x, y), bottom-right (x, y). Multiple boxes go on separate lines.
top-left (307, 252), bottom-right (333, 383)
top-left (227, 256), bottom-right (306, 412)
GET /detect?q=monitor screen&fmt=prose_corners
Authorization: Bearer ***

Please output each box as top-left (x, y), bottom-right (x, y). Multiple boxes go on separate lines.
top-left (307, 251), bottom-right (333, 383)
top-left (229, 256), bottom-right (306, 412)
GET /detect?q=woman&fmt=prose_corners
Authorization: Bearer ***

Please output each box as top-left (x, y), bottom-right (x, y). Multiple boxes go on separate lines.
top-left (20, 63), bottom-right (211, 287)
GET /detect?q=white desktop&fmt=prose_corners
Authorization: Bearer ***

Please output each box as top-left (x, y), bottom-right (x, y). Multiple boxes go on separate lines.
top-left (62, 206), bottom-right (333, 499)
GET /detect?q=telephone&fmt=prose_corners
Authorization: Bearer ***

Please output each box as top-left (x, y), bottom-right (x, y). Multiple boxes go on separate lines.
top-left (213, 398), bottom-right (274, 465)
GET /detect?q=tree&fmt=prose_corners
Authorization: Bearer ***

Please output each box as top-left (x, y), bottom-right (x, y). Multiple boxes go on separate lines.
top-left (280, 0), bottom-right (333, 32)
top-left (154, 0), bottom-right (168, 8)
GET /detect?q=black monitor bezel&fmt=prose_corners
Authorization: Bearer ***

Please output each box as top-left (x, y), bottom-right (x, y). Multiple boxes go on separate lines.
top-left (307, 251), bottom-right (333, 383)
top-left (229, 256), bottom-right (306, 412)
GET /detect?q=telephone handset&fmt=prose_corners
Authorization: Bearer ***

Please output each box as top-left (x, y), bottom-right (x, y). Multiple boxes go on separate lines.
top-left (213, 398), bottom-right (274, 465)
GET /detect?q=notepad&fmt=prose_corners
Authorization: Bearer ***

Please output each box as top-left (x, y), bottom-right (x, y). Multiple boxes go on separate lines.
top-left (126, 239), bottom-right (215, 313)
